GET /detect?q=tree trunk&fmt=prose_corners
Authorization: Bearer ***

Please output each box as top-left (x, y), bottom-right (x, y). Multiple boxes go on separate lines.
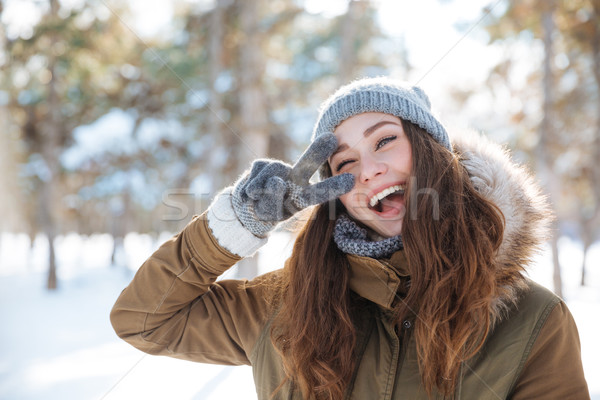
top-left (549, 234), bottom-right (562, 298)
top-left (46, 231), bottom-right (57, 289)
top-left (580, 226), bottom-right (591, 286)
top-left (110, 190), bottom-right (130, 267)
top-left (42, 0), bottom-right (62, 290)
top-left (238, 1), bottom-right (269, 161)
top-left (338, 0), bottom-right (359, 85)
top-left (590, 0), bottom-right (600, 266)
top-left (40, 173), bottom-right (58, 289)
top-left (236, 0), bottom-right (269, 279)
top-left (592, 2), bottom-right (600, 186)
top-left (209, 0), bottom-right (224, 137)
top-left (207, 0), bottom-right (225, 192)
top-left (538, 4), bottom-right (563, 297)
top-left (27, 230), bottom-right (35, 271)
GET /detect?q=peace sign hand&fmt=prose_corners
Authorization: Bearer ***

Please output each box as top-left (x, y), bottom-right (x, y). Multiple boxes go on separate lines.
top-left (231, 133), bottom-right (355, 237)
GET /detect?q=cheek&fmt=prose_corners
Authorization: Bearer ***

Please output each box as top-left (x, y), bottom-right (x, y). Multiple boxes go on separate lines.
top-left (339, 191), bottom-right (369, 216)
top-left (340, 194), bottom-right (361, 221)
top-left (338, 192), bottom-right (352, 210)
top-left (400, 143), bottom-right (413, 170)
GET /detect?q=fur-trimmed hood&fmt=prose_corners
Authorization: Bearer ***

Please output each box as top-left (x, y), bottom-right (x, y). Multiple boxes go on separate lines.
top-left (454, 130), bottom-right (553, 321)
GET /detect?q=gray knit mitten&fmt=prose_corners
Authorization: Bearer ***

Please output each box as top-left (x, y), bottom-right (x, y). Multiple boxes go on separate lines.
top-left (231, 133), bottom-right (354, 237)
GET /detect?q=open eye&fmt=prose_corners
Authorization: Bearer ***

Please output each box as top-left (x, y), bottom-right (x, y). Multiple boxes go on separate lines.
top-left (376, 135), bottom-right (397, 150)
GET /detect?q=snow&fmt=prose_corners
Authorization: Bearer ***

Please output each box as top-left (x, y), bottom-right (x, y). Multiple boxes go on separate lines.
top-left (61, 109), bottom-right (136, 170)
top-left (0, 231), bottom-right (598, 399)
top-left (61, 108), bottom-right (190, 172)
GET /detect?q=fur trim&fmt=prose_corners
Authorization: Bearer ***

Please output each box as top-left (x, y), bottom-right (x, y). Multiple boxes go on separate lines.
top-left (453, 130), bottom-right (553, 323)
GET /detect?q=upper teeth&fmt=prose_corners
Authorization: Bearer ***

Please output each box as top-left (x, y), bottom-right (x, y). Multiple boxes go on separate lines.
top-left (369, 185), bottom-right (405, 208)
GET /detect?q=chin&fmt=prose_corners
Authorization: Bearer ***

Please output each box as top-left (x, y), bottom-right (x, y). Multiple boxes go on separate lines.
top-left (368, 221), bottom-right (403, 239)
top-left (377, 228), bottom-right (403, 239)
top-left (345, 208), bottom-right (404, 239)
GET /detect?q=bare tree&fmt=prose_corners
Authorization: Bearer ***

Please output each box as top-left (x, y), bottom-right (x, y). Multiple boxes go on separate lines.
top-left (236, 0), bottom-right (270, 279)
top-left (537, 2), bottom-right (563, 297)
top-left (581, 0), bottom-right (600, 285)
top-left (338, 0), bottom-right (359, 85)
top-left (38, 0), bottom-right (64, 289)
top-left (208, 0), bottom-right (225, 140)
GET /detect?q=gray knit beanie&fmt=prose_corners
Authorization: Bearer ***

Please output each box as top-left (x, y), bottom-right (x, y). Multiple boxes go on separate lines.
top-left (312, 77), bottom-right (451, 158)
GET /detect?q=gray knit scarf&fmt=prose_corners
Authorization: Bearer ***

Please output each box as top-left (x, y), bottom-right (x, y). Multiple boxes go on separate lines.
top-left (333, 213), bottom-right (403, 259)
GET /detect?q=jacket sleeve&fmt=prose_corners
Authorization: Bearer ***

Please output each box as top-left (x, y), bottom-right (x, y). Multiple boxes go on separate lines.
top-left (510, 301), bottom-right (590, 399)
top-left (110, 190), bottom-right (275, 366)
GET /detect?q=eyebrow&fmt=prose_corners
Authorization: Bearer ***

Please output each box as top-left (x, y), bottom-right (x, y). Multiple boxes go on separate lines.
top-left (330, 120), bottom-right (401, 159)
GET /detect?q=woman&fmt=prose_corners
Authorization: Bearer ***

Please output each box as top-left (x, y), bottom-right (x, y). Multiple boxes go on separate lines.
top-left (111, 77), bottom-right (589, 399)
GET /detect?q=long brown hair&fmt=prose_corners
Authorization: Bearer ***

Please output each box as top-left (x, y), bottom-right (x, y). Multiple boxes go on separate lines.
top-left (401, 121), bottom-right (504, 396)
top-left (270, 120), bottom-right (505, 399)
top-left (270, 201), bottom-right (356, 399)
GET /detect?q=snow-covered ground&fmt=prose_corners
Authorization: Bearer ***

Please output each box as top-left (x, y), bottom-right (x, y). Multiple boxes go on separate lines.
top-left (0, 231), bottom-right (598, 399)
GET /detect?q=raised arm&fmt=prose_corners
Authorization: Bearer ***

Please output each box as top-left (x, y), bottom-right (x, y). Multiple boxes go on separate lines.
top-left (109, 208), bottom-right (274, 365)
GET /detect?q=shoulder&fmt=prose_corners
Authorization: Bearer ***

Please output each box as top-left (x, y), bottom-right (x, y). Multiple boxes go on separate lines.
top-left (459, 279), bottom-right (575, 399)
top-left (474, 280), bottom-right (560, 377)
top-left (508, 282), bottom-right (590, 398)
top-left (490, 278), bottom-right (562, 350)
top-left (514, 279), bottom-right (562, 320)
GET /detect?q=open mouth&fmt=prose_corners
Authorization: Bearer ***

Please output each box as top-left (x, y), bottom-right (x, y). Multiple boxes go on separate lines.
top-left (368, 184), bottom-right (406, 214)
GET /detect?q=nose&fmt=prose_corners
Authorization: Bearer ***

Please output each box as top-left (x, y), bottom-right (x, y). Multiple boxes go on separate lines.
top-left (359, 154), bottom-right (387, 184)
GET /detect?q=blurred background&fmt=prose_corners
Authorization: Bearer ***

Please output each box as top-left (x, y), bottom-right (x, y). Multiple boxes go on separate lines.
top-left (0, 0), bottom-right (599, 398)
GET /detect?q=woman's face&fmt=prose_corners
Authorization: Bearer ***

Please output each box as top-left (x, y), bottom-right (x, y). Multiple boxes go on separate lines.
top-left (329, 112), bottom-right (412, 238)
